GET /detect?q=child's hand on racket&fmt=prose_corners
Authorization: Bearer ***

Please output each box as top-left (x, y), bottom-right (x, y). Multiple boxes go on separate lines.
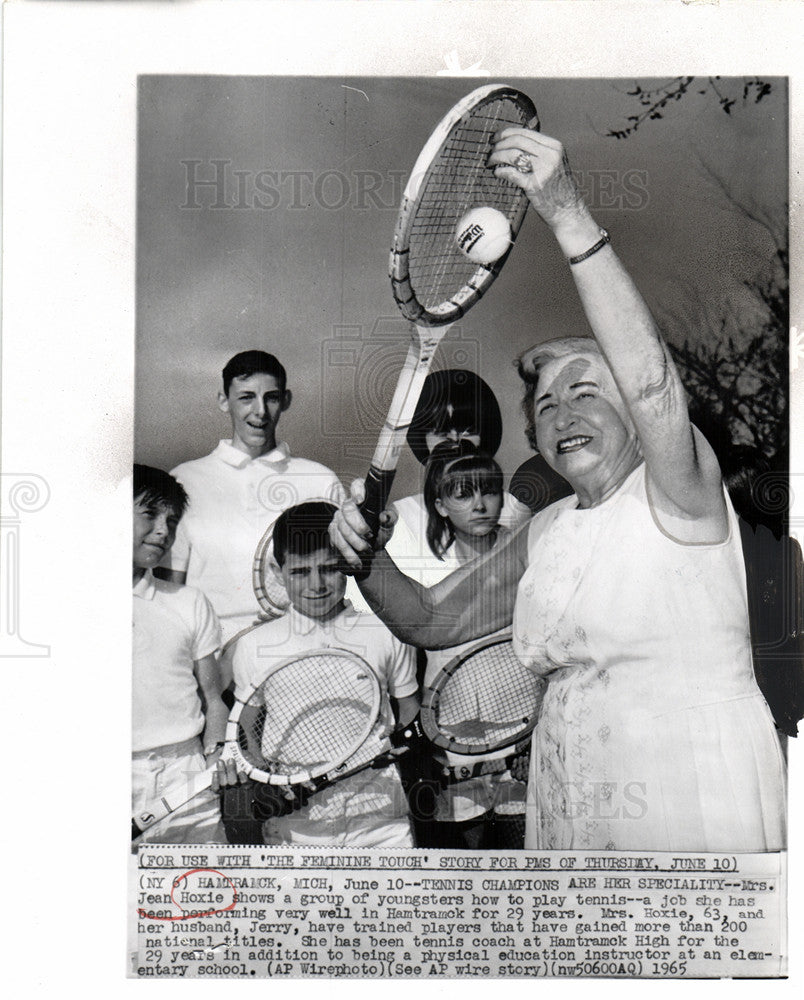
top-left (210, 746), bottom-right (248, 792)
top-left (487, 130), bottom-right (587, 231)
top-left (330, 479), bottom-right (397, 571)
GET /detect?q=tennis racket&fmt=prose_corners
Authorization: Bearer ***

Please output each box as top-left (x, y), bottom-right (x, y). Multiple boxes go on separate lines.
top-left (421, 634), bottom-right (545, 780)
top-left (359, 83), bottom-right (538, 532)
top-left (252, 527), bottom-right (291, 617)
top-left (131, 648), bottom-right (422, 840)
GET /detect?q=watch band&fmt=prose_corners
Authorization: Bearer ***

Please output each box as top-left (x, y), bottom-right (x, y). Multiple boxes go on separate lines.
top-left (568, 227), bottom-right (610, 265)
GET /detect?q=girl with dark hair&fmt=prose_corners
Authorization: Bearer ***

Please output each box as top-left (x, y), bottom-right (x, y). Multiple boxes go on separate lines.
top-left (423, 442), bottom-right (504, 562)
top-left (406, 369), bottom-right (503, 464)
top-left (415, 442), bottom-right (527, 849)
top-left (375, 370), bottom-right (530, 598)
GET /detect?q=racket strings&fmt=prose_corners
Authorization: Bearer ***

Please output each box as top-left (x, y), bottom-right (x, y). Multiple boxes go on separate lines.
top-left (236, 652), bottom-right (379, 777)
top-left (410, 96), bottom-right (531, 311)
top-left (264, 697), bottom-right (373, 769)
top-left (434, 642), bottom-right (544, 749)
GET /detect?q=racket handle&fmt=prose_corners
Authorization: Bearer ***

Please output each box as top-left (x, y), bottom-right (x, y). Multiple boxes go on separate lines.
top-left (358, 466), bottom-right (397, 537)
top-left (131, 767), bottom-right (216, 841)
top-left (306, 717), bottom-right (427, 794)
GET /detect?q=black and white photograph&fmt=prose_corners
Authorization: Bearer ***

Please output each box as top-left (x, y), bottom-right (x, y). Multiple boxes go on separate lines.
top-left (129, 68), bottom-right (799, 973)
top-left (2, 0), bottom-right (803, 993)
top-left (133, 71), bottom-right (794, 850)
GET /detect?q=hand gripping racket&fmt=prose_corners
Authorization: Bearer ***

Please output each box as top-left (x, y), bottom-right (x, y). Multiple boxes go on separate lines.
top-left (131, 648), bottom-right (422, 840)
top-left (358, 83), bottom-right (539, 533)
top-left (420, 634), bottom-right (545, 781)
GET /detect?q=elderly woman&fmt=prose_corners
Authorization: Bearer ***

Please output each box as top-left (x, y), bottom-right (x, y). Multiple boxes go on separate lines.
top-left (331, 128), bottom-right (786, 852)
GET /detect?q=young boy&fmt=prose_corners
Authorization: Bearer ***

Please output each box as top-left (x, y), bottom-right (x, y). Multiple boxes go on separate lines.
top-left (132, 464), bottom-right (228, 844)
top-left (230, 501), bottom-right (419, 847)
top-left (159, 351), bottom-right (345, 663)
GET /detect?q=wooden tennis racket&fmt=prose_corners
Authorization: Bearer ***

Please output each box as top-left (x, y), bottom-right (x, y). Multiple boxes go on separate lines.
top-left (421, 634), bottom-right (545, 780)
top-left (359, 83), bottom-right (538, 532)
top-left (252, 528), bottom-right (291, 617)
top-left (131, 648), bottom-right (421, 840)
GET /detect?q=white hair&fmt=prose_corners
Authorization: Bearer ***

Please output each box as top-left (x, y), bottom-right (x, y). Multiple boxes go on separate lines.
top-left (517, 337), bottom-right (603, 384)
top-left (516, 338), bottom-right (606, 452)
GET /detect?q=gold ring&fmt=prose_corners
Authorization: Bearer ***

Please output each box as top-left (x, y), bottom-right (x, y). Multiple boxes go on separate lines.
top-left (514, 153), bottom-right (533, 174)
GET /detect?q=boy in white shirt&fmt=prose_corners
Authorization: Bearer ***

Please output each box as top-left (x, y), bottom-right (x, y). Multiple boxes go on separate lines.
top-left (132, 464), bottom-right (228, 844)
top-left (159, 350), bottom-right (345, 660)
top-left (231, 501), bottom-right (419, 847)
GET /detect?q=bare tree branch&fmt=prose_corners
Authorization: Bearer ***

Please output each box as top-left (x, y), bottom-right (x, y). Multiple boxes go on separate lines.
top-left (606, 76), bottom-right (776, 140)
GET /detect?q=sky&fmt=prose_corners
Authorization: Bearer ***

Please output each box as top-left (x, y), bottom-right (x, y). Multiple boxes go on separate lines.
top-left (136, 75), bottom-right (787, 497)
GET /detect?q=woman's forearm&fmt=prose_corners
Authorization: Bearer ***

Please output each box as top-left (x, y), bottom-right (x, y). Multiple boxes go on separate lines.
top-left (556, 212), bottom-right (681, 425)
top-left (559, 218), bottom-right (722, 513)
top-left (357, 523), bottom-right (529, 649)
top-left (352, 549), bottom-right (438, 643)
top-left (490, 128), bottom-right (722, 516)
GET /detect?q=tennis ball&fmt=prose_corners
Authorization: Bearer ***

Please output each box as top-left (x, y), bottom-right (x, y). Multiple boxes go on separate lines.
top-left (455, 207), bottom-right (512, 265)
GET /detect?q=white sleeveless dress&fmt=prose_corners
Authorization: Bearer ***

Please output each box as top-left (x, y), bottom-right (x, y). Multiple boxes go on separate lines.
top-left (513, 464), bottom-right (786, 852)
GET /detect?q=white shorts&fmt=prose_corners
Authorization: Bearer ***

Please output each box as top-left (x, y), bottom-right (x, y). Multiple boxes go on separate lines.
top-left (262, 765), bottom-right (413, 848)
top-left (132, 736), bottom-right (226, 845)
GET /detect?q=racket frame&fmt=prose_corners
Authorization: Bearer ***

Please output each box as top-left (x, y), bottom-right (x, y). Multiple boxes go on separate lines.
top-left (441, 739), bottom-right (531, 783)
top-left (389, 83), bottom-right (538, 327)
top-left (226, 647), bottom-right (384, 786)
top-left (421, 633), bottom-right (543, 756)
top-left (359, 322), bottom-right (449, 530)
top-left (360, 84), bottom-right (538, 531)
top-left (252, 522), bottom-right (291, 617)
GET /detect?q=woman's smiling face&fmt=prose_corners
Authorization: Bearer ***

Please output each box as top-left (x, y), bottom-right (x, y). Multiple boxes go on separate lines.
top-left (534, 353), bottom-right (638, 498)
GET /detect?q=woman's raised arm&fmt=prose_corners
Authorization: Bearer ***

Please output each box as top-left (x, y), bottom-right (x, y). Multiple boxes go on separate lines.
top-left (489, 130), bottom-right (725, 531)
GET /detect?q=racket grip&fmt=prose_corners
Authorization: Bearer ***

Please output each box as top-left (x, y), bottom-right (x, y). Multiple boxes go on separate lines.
top-left (358, 466), bottom-right (397, 537)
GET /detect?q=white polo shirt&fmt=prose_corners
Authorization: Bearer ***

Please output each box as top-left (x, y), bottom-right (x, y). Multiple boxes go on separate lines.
top-left (132, 570), bottom-right (221, 752)
top-left (162, 440), bottom-right (345, 639)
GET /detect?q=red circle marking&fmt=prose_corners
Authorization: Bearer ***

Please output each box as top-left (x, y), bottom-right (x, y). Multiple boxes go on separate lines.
top-left (137, 867), bottom-right (238, 922)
